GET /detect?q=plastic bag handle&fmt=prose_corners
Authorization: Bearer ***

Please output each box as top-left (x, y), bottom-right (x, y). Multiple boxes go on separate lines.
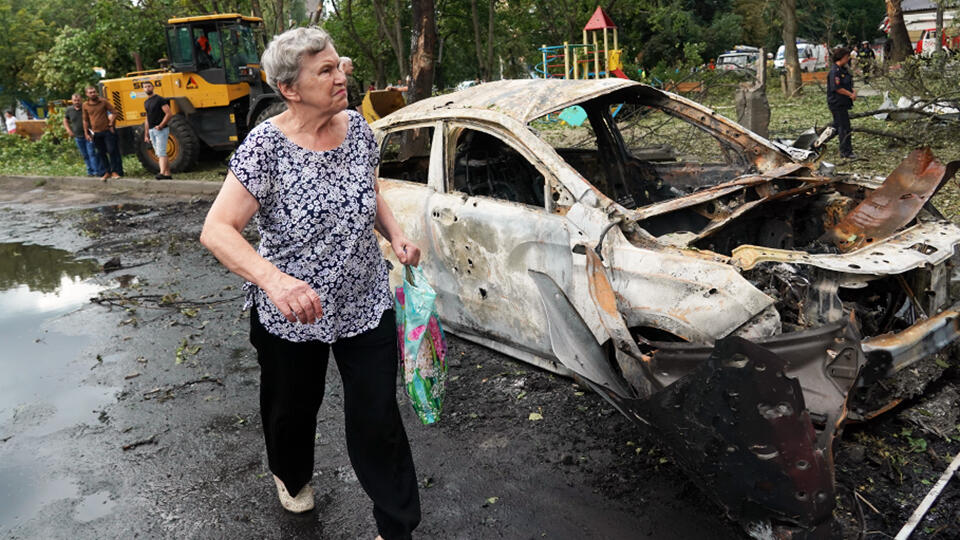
top-left (404, 264), bottom-right (426, 289)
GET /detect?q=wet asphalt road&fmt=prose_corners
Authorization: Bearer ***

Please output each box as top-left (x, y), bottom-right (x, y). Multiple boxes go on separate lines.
top-left (0, 179), bottom-right (742, 539)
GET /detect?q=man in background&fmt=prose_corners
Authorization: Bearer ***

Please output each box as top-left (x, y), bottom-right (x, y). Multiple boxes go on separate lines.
top-left (64, 93), bottom-right (104, 177)
top-left (83, 86), bottom-right (123, 180)
top-left (142, 81), bottom-right (173, 180)
top-left (856, 41), bottom-right (876, 82)
top-left (339, 57), bottom-right (362, 112)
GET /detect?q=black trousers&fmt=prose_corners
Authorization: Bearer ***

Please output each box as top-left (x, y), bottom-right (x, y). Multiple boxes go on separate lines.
top-left (830, 106), bottom-right (853, 157)
top-left (250, 308), bottom-right (421, 540)
top-left (92, 130), bottom-right (124, 175)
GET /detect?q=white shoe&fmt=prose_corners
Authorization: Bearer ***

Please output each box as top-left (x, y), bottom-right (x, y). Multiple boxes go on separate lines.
top-left (273, 475), bottom-right (315, 513)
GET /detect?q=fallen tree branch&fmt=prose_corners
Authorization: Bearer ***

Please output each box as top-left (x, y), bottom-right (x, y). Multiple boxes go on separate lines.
top-left (894, 450), bottom-right (960, 540)
top-left (92, 293), bottom-right (243, 309)
top-left (851, 127), bottom-right (915, 143)
top-left (143, 377), bottom-right (224, 400)
top-left (850, 106), bottom-right (958, 120)
top-left (854, 491), bottom-right (881, 515)
top-left (122, 435), bottom-right (157, 451)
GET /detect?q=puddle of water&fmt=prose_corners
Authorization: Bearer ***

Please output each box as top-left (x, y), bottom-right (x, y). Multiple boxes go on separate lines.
top-left (0, 461), bottom-right (79, 526)
top-left (0, 242), bottom-right (119, 528)
top-left (72, 489), bottom-right (117, 523)
top-left (0, 242), bottom-right (101, 297)
top-left (0, 243), bottom-right (109, 425)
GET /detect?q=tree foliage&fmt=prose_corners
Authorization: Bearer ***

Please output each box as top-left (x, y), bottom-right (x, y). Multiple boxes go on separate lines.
top-left (0, 0), bottom-right (896, 108)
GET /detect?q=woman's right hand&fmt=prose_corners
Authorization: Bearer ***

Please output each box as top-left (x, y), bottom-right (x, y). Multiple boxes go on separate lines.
top-left (263, 270), bottom-right (324, 324)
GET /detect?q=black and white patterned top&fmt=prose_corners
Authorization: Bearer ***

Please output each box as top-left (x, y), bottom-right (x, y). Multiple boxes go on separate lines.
top-left (230, 109), bottom-right (392, 343)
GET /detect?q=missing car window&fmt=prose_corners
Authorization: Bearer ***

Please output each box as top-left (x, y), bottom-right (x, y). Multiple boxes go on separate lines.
top-left (379, 127), bottom-right (434, 184)
top-left (450, 128), bottom-right (545, 207)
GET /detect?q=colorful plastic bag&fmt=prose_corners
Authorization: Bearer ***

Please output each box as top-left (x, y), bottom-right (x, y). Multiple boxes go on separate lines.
top-left (395, 265), bottom-right (447, 425)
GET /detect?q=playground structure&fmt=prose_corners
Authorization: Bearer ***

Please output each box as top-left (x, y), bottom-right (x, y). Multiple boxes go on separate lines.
top-left (536, 6), bottom-right (629, 80)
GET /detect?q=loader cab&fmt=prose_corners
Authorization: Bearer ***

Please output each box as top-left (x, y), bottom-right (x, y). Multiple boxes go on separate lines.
top-left (165, 14), bottom-right (262, 85)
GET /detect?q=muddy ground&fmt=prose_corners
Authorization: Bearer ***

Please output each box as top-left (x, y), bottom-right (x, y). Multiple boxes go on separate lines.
top-left (0, 181), bottom-right (958, 539)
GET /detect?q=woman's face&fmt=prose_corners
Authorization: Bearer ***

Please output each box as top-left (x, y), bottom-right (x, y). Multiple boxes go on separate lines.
top-left (288, 46), bottom-right (348, 113)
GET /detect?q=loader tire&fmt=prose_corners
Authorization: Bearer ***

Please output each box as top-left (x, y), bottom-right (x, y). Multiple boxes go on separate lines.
top-left (136, 115), bottom-right (199, 174)
top-left (254, 101), bottom-right (287, 126)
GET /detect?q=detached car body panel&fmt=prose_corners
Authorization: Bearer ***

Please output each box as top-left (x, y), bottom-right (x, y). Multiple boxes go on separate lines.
top-left (371, 79), bottom-right (960, 537)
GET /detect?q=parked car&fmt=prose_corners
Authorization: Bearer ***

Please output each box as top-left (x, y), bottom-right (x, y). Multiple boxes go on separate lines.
top-left (774, 40), bottom-right (828, 72)
top-left (371, 78), bottom-right (960, 536)
top-left (454, 79), bottom-right (480, 91)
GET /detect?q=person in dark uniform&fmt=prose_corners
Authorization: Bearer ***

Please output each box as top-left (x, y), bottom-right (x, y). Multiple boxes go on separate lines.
top-left (827, 47), bottom-right (857, 159)
top-left (857, 41), bottom-right (876, 81)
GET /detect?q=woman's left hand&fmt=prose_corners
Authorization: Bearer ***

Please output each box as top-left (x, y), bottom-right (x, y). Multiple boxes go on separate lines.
top-left (392, 237), bottom-right (421, 266)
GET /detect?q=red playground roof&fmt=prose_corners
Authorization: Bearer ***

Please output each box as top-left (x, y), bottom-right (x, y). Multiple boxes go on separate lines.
top-left (583, 6), bottom-right (616, 30)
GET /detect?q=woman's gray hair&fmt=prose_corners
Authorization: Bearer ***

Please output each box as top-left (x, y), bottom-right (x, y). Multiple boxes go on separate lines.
top-left (261, 27), bottom-right (334, 94)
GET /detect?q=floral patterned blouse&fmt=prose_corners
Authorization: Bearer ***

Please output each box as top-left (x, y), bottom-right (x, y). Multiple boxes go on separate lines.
top-left (230, 109), bottom-right (392, 343)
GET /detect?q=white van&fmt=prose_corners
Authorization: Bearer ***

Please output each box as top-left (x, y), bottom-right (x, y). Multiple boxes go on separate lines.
top-left (774, 41), bottom-right (828, 72)
top-left (716, 46), bottom-right (761, 71)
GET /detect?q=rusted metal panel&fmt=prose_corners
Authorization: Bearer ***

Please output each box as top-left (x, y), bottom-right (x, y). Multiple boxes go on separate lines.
top-left (527, 269), bottom-right (634, 398)
top-left (647, 321), bottom-right (860, 421)
top-left (643, 337), bottom-right (836, 537)
top-left (585, 248), bottom-right (659, 398)
top-left (731, 220), bottom-right (960, 274)
top-left (627, 163), bottom-right (808, 222)
top-left (825, 148), bottom-right (960, 252)
top-left (861, 304), bottom-right (960, 374)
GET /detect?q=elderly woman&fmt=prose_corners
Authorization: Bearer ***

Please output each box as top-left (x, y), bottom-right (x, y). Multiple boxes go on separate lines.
top-left (200, 27), bottom-right (421, 539)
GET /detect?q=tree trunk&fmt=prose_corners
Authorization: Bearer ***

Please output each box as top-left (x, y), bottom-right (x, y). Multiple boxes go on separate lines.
top-left (375, 57), bottom-right (386, 89)
top-left (470, 0), bottom-right (486, 79)
top-left (275, 0), bottom-right (285, 35)
top-left (885, 0), bottom-right (912, 62)
top-left (934, 2), bottom-right (945, 54)
top-left (780, 0), bottom-right (802, 97)
top-left (486, 0), bottom-right (495, 81)
top-left (436, 34), bottom-right (445, 90)
top-left (250, 0), bottom-right (263, 20)
top-left (409, 0), bottom-right (436, 104)
top-left (308, 2), bottom-right (324, 25)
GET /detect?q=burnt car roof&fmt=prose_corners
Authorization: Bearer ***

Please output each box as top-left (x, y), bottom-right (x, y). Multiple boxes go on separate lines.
top-left (376, 79), bottom-right (803, 170)
top-left (390, 78), bottom-right (637, 124)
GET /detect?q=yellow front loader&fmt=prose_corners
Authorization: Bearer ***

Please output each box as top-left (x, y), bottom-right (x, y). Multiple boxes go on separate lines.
top-left (101, 14), bottom-right (283, 173)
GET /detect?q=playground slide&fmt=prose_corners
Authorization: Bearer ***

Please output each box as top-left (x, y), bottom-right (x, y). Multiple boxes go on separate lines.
top-left (611, 69), bottom-right (629, 79)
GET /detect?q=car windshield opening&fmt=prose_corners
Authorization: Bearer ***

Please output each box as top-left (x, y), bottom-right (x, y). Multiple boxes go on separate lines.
top-left (532, 87), bottom-right (755, 210)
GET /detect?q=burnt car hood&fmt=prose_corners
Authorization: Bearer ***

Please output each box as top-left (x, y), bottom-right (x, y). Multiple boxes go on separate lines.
top-left (620, 149), bottom-right (960, 277)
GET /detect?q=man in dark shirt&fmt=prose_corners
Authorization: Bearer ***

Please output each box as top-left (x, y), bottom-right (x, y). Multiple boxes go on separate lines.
top-left (82, 86), bottom-right (123, 180)
top-left (142, 81), bottom-right (174, 179)
top-left (826, 47), bottom-right (857, 159)
top-left (63, 93), bottom-right (103, 177)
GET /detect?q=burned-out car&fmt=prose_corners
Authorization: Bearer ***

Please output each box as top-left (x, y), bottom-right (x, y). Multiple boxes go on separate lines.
top-left (371, 79), bottom-right (960, 537)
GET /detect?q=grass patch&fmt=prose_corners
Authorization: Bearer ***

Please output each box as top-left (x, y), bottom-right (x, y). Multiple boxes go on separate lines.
top-left (0, 132), bottom-right (228, 181)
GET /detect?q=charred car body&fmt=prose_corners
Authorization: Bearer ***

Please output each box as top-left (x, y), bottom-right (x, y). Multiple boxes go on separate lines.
top-left (370, 79), bottom-right (960, 537)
